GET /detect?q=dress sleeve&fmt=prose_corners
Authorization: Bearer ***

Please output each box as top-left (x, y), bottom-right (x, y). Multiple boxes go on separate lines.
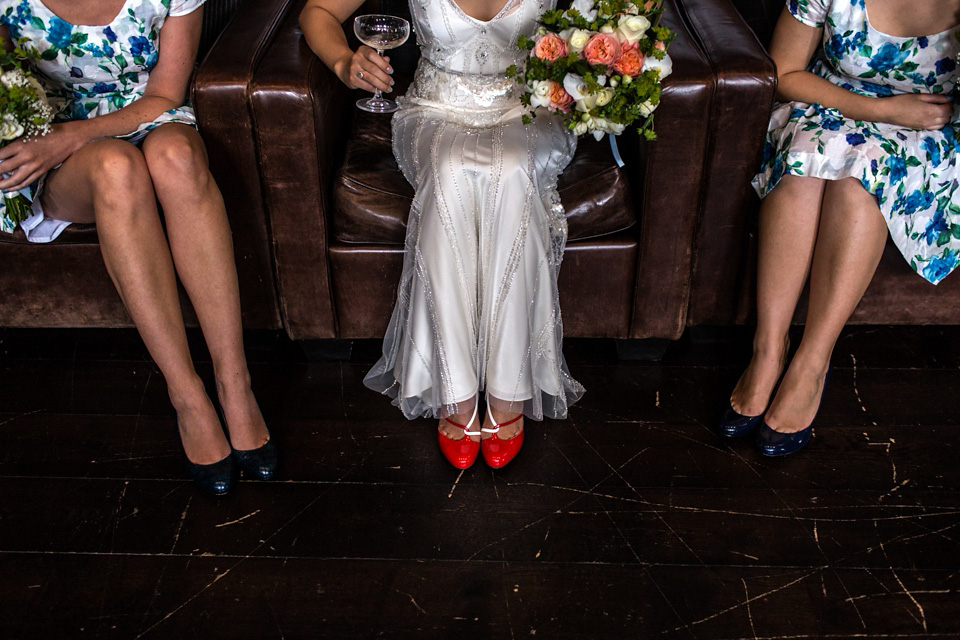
top-left (787, 0), bottom-right (831, 28)
top-left (169, 0), bottom-right (207, 17)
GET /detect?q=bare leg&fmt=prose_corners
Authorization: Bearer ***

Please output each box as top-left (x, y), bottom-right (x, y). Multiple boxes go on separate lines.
top-left (41, 139), bottom-right (229, 464)
top-left (141, 124), bottom-right (268, 451)
top-left (765, 178), bottom-right (888, 433)
top-left (731, 175), bottom-right (826, 417)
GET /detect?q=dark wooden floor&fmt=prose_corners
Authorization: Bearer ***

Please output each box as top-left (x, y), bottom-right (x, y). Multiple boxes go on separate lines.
top-left (1, 326), bottom-right (958, 639)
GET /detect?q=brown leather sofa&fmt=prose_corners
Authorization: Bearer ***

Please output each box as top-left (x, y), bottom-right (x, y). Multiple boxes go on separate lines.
top-left (687, 0), bottom-right (960, 327)
top-left (0, 0), bottom-right (289, 330)
top-left (249, 0), bottom-right (776, 344)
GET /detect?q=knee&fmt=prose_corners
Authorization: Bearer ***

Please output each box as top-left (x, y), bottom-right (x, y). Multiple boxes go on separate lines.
top-left (88, 143), bottom-right (152, 209)
top-left (144, 131), bottom-right (210, 192)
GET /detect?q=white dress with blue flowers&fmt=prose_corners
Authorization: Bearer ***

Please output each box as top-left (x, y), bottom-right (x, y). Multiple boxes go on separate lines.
top-left (0, 0), bottom-right (205, 242)
top-left (752, 0), bottom-right (960, 284)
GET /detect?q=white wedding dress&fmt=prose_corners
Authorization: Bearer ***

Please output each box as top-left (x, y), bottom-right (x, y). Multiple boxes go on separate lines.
top-left (363, 0), bottom-right (584, 420)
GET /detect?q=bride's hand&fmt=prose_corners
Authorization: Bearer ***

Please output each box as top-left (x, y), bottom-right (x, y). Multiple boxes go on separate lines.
top-left (877, 94), bottom-right (954, 130)
top-left (338, 45), bottom-right (394, 93)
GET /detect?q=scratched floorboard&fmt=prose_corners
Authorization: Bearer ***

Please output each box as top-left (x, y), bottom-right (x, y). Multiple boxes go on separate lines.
top-left (0, 326), bottom-right (958, 639)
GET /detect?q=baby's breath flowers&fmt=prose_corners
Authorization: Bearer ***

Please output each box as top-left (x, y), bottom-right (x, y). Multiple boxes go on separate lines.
top-left (506, 0), bottom-right (675, 142)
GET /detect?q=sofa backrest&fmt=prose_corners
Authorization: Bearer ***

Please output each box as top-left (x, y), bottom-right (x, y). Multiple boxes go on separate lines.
top-left (198, 0), bottom-right (244, 59)
top-left (728, 0), bottom-right (783, 46)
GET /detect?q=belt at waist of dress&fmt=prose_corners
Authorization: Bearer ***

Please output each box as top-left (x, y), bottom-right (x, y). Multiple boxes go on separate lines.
top-left (401, 57), bottom-right (520, 118)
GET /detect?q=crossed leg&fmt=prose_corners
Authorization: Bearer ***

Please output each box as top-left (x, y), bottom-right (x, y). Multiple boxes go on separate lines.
top-left (732, 176), bottom-right (888, 431)
top-left (41, 125), bottom-right (267, 463)
top-left (764, 177), bottom-right (888, 432)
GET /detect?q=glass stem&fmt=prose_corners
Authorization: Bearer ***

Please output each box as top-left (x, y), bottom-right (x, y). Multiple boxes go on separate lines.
top-left (373, 49), bottom-right (385, 102)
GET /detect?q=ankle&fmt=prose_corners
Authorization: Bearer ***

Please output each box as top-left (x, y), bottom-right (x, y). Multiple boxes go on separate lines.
top-left (215, 370), bottom-right (254, 402)
top-left (752, 333), bottom-right (790, 363)
top-left (168, 375), bottom-right (211, 414)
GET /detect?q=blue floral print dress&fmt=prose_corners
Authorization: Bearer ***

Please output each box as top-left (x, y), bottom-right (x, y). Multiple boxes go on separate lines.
top-left (0, 0), bottom-right (205, 241)
top-left (752, 0), bottom-right (960, 284)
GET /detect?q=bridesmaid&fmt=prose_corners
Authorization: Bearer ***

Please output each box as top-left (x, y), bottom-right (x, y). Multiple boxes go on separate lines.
top-left (721, 0), bottom-right (960, 456)
top-left (0, 0), bottom-right (277, 493)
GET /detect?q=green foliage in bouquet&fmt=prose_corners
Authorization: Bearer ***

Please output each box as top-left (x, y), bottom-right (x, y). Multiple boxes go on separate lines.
top-left (0, 38), bottom-right (53, 230)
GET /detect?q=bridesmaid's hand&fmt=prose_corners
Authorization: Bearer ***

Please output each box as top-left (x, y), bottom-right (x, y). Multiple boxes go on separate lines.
top-left (0, 124), bottom-right (84, 192)
top-left (337, 45), bottom-right (394, 94)
top-left (879, 94), bottom-right (954, 130)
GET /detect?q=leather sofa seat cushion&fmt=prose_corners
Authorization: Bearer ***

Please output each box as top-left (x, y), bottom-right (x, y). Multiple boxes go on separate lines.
top-left (331, 104), bottom-right (636, 246)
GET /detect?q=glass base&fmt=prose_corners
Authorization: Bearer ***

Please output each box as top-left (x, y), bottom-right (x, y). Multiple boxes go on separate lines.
top-left (356, 96), bottom-right (399, 113)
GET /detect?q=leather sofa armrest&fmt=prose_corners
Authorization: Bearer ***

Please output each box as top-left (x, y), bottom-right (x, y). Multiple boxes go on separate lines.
top-left (680, 0), bottom-right (778, 325)
top-left (618, 0), bottom-right (716, 339)
top-left (191, 0), bottom-right (297, 329)
top-left (250, 0), bottom-right (350, 340)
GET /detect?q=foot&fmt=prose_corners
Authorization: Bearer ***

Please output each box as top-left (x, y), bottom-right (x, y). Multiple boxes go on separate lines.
top-left (482, 407), bottom-right (524, 441)
top-left (170, 377), bottom-right (231, 465)
top-left (439, 408), bottom-right (482, 443)
top-left (763, 355), bottom-right (829, 434)
top-left (217, 375), bottom-right (269, 451)
top-left (730, 335), bottom-right (790, 417)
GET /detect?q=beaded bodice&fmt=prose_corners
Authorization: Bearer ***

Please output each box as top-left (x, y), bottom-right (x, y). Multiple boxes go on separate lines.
top-left (408, 0), bottom-right (548, 74)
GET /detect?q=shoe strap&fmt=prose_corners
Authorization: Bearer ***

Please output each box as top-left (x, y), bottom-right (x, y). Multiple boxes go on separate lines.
top-left (481, 405), bottom-right (523, 433)
top-left (443, 402), bottom-right (480, 437)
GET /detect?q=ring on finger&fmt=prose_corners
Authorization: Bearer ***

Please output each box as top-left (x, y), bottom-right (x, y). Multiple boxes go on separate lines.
top-left (357, 70), bottom-right (364, 80)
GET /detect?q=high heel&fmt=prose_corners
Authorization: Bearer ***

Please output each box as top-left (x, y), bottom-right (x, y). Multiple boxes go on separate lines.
top-left (755, 367), bottom-right (831, 457)
top-left (481, 406), bottom-right (524, 469)
top-left (438, 403), bottom-right (481, 469)
top-left (718, 402), bottom-right (764, 438)
top-left (233, 436), bottom-right (279, 481)
top-left (179, 420), bottom-right (236, 496)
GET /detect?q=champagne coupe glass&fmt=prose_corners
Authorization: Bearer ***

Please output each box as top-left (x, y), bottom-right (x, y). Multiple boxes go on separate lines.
top-left (353, 14), bottom-right (410, 113)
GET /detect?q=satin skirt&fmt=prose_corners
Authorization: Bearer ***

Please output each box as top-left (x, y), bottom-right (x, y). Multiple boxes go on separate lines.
top-left (363, 61), bottom-right (583, 420)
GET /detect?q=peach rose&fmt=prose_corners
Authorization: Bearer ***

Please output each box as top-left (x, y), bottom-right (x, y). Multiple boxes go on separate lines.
top-left (549, 82), bottom-right (574, 113)
top-left (583, 33), bottom-right (621, 67)
top-left (612, 42), bottom-right (645, 77)
top-left (533, 33), bottom-right (568, 62)
top-left (642, 0), bottom-right (662, 11)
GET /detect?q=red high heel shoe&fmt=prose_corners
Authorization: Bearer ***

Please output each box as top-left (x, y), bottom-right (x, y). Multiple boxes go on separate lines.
top-left (481, 406), bottom-right (524, 469)
top-left (437, 403), bottom-right (480, 469)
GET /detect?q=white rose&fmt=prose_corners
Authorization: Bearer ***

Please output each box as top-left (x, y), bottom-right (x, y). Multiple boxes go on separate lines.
top-left (642, 52), bottom-right (673, 79)
top-left (638, 100), bottom-right (657, 117)
top-left (529, 80), bottom-right (553, 108)
top-left (599, 24), bottom-right (615, 34)
top-left (625, 2), bottom-right (640, 14)
top-left (570, 0), bottom-right (598, 21)
top-left (595, 87), bottom-right (616, 107)
top-left (575, 94), bottom-right (598, 112)
top-left (566, 28), bottom-right (593, 53)
top-left (563, 73), bottom-right (588, 101)
top-left (616, 15), bottom-right (650, 44)
top-left (0, 114), bottom-right (24, 141)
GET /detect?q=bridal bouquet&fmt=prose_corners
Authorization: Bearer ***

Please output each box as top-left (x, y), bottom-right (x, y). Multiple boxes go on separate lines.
top-left (0, 39), bottom-right (53, 234)
top-left (506, 0), bottom-right (674, 141)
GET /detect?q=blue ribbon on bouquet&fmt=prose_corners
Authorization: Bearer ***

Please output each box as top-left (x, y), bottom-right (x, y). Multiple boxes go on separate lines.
top-left (609, 134), bottom-right (625, 168)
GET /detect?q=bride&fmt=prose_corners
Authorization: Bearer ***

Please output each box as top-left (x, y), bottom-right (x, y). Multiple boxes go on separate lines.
top-left (301, 0), bottom-right (583, 469)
